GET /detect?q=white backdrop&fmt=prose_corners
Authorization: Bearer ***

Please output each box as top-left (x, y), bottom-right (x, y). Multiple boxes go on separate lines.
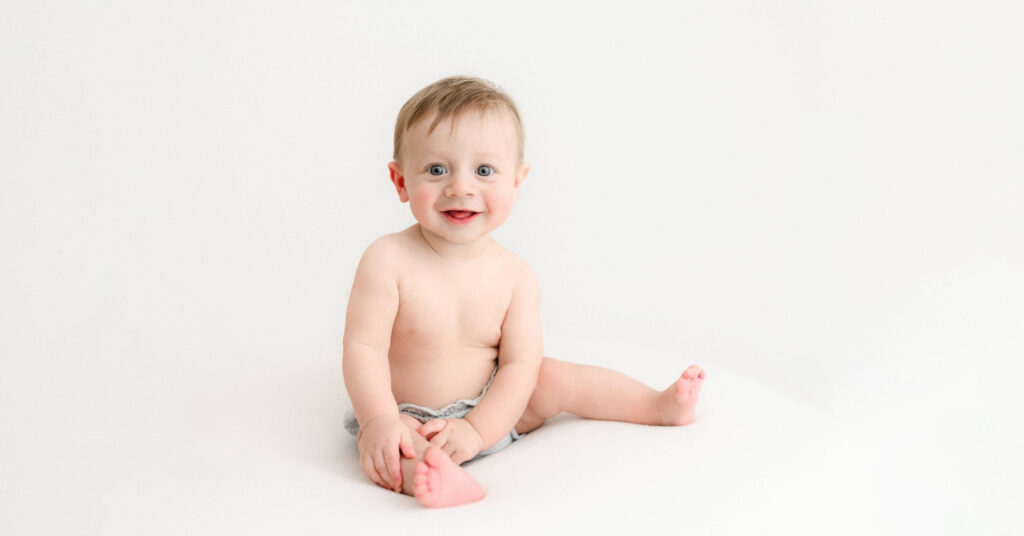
top-left (2, 1), bottom-right (1022, 533)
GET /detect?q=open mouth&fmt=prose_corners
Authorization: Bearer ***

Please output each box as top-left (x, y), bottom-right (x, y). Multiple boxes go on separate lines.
top-left (443, 210), bottom-right (480, 224)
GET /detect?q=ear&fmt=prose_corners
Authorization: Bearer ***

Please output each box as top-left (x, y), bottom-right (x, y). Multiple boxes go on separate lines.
top-left (512, 162), bottom-right (530, 203)
top-left (388, 161), bottom-right (409, 203)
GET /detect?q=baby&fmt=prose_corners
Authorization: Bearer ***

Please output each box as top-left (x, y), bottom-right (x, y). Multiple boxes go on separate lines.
top-left (342, 75), bottom-right (705, 508)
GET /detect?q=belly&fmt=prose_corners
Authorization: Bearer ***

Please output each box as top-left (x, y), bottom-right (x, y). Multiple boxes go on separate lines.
top-left (388, 346), bottom-right (498, 409)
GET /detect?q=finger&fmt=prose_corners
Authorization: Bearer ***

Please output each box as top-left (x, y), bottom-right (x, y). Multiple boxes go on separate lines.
top-left (442, 443), bottom-right (457, 459)
top-left (418, 419), bottom-right (447, 440)
top-left (429, 427), bottom-right (450, 448)
top-left (371, 453), bottom-right (389, 489)
top-left (384, 446), bottom-right (402, 491)
top-left (373, 452), bottom-right (393, 490)
top-left (362, 455), bottom-right (386, 489)
top-left (399, 430), bottom-right (416, 459)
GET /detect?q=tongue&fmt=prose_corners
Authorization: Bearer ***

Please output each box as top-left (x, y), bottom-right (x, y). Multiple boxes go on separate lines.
top-left (449, 211), bottom-right (474, 218)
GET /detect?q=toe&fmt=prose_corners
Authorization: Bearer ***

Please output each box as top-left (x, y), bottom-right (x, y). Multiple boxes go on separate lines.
top-left (413, 471), bottom-right (435, 504)
top-left (413, 460), bottom-right (431, 494)
top-left (424, 446), bottom-right (447, 467)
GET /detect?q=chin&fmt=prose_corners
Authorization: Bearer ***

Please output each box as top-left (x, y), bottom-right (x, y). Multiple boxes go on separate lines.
top-left (416, 221), bottom-right (481, 243)
top-left (444, 232), bottom-right (489, 245)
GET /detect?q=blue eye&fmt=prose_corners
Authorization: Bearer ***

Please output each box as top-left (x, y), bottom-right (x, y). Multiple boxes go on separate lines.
top-left (428, 164), bottom-right (446, 176)
top-left (476, 165), bottom-right (493, 177)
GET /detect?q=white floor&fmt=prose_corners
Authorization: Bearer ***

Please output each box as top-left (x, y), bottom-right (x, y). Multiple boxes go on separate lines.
top-left (2, 334), bottom-right (1020, 535)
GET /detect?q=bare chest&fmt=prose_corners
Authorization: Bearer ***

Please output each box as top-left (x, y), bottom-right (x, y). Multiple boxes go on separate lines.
top-left (391, 265), bottom-right (513, 352)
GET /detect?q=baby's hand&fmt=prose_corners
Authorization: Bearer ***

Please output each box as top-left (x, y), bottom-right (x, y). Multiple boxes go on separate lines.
top-left (417, 418), bottom-right (484, 465)
top-left (357, 414), bottom-right (416, 492)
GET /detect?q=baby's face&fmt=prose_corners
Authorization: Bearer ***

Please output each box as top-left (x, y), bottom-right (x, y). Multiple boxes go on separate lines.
top-left (389, 109), bottom-right (529, 247)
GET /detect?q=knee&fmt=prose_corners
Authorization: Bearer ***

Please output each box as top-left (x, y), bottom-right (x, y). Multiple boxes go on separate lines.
top-left (530, 357), bottom-right (566, 417)
top-left (536, 357), bottom-right (559, 393)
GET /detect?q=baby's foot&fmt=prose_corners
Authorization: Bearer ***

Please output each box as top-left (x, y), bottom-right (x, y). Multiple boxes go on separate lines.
top-left (412, 447), bottom-right (485, 508)
top-left (657, 365), bottom-right (705, 426)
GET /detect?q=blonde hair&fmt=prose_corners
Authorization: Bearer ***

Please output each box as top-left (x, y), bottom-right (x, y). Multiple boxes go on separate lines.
top-left (393, 75), bottom-right (525, 164)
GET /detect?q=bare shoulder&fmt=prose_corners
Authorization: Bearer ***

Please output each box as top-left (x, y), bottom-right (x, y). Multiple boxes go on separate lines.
top-left (496, 247), bottom-right (540, 294)
top-left (358, 227), bottom-right (416, 268)
top-left (355, 236), bottom-right (394, 273)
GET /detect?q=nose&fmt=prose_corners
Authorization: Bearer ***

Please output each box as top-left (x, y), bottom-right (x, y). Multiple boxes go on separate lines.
top-left (444, 169), bottom-right (476, 198)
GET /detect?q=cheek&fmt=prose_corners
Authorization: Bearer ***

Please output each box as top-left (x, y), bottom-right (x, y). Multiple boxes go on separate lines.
top-left (485, 193), bottom-right (514, 223)
top-left (406, 188), bottom-right (438, 221)
top-left (411, 189), bottom-right (435, 209)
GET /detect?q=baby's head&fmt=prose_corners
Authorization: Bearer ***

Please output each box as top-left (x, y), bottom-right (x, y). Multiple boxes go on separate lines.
top-left (393, 75), bottom-right (525, 166)
top-left (388, 76), bottom-right (531, 247)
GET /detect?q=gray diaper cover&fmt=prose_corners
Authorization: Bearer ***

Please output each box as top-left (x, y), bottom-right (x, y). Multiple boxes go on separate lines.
top-left (343, 367), bottom-right (525, 464)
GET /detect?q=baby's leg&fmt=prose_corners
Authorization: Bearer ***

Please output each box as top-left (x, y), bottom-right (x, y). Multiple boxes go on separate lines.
top-left (516, 358), bottom-right (704, 433)
top-left (396, 414), bottom-right (485, 508)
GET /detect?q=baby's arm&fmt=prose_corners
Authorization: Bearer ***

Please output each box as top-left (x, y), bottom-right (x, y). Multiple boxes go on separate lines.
top-left (342, 239), bottom-right (415, 491)
top-left (463, 264), bottom-right (544, 449)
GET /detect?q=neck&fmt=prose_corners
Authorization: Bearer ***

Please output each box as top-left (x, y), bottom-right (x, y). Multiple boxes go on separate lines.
top-left (415, 224), bottom-right (495, 261)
